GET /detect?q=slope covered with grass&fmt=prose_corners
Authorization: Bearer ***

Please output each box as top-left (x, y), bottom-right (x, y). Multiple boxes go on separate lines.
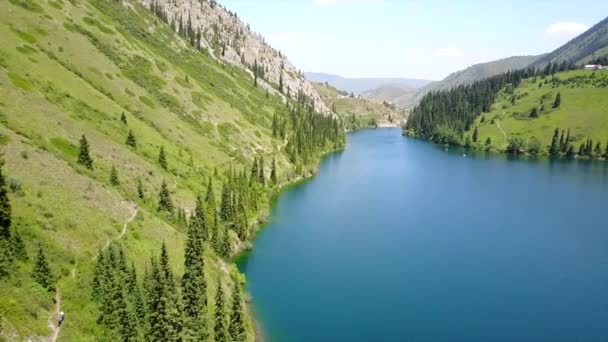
top-left (469, 70), bottom-right (608, 154)
top-left (313, 82), bottom-right (407, 129)
top-left (0, 0), bottom-right (344, 340)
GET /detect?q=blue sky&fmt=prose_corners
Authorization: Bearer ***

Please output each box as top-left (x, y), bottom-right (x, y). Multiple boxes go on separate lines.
top-left (220, 0), bottom-right (608, 80)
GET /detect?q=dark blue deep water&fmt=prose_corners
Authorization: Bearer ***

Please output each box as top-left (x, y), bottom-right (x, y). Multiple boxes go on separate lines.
top-left (238, 128), bottom-right (608, 342)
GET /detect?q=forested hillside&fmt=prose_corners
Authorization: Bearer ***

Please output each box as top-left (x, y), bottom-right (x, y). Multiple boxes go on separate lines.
top-left (0, 0), bottom-right (343, 341)
top-left (405, 66), bottom-right (608, 159)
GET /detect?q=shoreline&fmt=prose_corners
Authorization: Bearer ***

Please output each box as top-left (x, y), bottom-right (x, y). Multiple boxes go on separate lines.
top-left (234, 145), bottom-right (347, 341)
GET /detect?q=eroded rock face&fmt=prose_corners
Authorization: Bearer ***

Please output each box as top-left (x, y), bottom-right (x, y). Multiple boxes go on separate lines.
top-left (137, 0), bottom-right (329, 113)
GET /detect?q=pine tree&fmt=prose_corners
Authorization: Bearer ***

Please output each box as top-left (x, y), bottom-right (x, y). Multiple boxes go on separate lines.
top-left (553, 92), bottom-right (561, 109)
top-left (110, 165), bottom-right (120, 186)
top-left (472, 126), bottom-right (478, 143)
top-left (137, 178), bottom-right (145, 200)
top-left (181, 222), bottom-right (208, 340)
top-left (566, 144), bottom-right (575, 159)
top-left (594, 142), bottom-right (602, 158)
top-left (258, 157), bottom-right (265, 185)
top-left (120, 112), bottom-right (128, 125)
top-left (158, 146), bottom-right (168, 170)
top-left (549, 128), bottom-right (560, 156)
top-left (0, 162), bottom-right (11, 240)
top-left (78, 135), bottom-right (94, 169)
top-left (562, 129), bottom-right (571, 154)
top-left (11, 229), bottom-right (27, 261)
top-left (158, 180), bottom-right (174, 215)
top-left (220, 184), bottom-right (233, 223)
top-left (32, 246), bottom-right (54, 291)
top-left (271, 158), bottom-right (278, 186)
top-left (205, 178), bottom-right (217, 228)
top-left (214, 279), bottom-right (228, 342)
top-left (228, 281), bottom-right (246, 341)
top-left (530, 107), bottom-right (538, 118)
top-left (144, 244), bottom-right (181, 341)
top-left (126, 130), bottom-right (137, 148)
top-left (250, 158), bottom-right (258, 183)
top-left (604, 141), bottom-right (608, 159)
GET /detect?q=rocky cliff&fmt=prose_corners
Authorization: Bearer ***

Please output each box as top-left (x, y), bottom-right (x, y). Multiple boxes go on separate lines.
top-left (138, 0), bottom-right (329, 113)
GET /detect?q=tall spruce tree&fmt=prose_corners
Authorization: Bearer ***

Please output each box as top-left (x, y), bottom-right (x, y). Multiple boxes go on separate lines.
top-left (271, 158), bottom-right (278, 186)
top-left (158, 180), bottom-right (174, 215)
top-left (126, 130), bottom-right (137, 148)
top-left (549, 128), bottom-right (560, 156)
top-left (144, 243), bottom-right (181, 341)
top-left (553, 92), bottom-right (561, 109)
top-left (0, 162), bottom-right (11, 240)
top-left (181, 221), bottom-right (208, 340)
top-left (158, 146), bottom-right (168, 170)
top-left (78, 135), bottom-right (94, 169)
top-left (472, 127), bottom-right (478, 143)
top-left (32, 246), bottom-right (54, 291)
top-left (110, 165), bottom-right (120, 186)
top-left (214, 279), bottom-right (228, 342)
top-left (120, 112), bottom-right (128, 125)
top-left (137, 178), bottom-right (145, 200)
top-left (228, 281), bottom-right (246, 341)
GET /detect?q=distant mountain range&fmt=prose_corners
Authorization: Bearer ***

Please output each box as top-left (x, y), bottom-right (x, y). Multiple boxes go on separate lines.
top-left (314, 16), bottom-right (608, 110)
top-left (422, 55), bottom-right (542, 93)
top-left (304, 72), bottom-right (433, 95)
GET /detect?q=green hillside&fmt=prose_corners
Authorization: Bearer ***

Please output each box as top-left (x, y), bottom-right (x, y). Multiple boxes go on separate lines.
top-left (470, 70), bottom-right (608, 153)
top-left (424, 55), bottom-right (541, 93)
top-left (313, 82), bottom-right (407, 129)
top-left (532, 16), bottom-right (608, 67)
top-left (0, 0), bottom-right (343, 341)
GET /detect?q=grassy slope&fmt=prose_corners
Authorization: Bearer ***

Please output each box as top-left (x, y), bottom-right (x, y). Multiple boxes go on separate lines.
top-left (0, 0), bottom-right (306, 340)
top-left (469, 70), bottom-right (608, 151)
top-left (313, 82), bottom-right (407, 128)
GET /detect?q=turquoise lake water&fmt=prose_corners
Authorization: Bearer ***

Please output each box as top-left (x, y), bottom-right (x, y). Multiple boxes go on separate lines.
top-left (237, 128), bottom-right (608, 342)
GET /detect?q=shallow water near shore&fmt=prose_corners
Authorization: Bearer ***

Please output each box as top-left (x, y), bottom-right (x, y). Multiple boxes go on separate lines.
top-left (238, 128), bottom-right (608, 342)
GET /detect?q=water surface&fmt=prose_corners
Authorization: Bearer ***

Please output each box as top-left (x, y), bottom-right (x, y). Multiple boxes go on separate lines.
top-left (238, 128), bottom-right (608, 342)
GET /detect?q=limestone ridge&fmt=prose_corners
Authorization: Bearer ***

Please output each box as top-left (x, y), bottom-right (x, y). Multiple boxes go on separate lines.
top-left (138, 0), bottom-right (329, 113)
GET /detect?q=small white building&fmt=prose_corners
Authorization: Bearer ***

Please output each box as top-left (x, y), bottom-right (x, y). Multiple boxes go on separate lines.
top-left (584, 64), bottom-right (603, 70)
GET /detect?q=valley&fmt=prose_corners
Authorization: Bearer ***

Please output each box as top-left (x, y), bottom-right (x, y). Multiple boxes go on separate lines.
top-left (0, 0), bottom-right (608, 341)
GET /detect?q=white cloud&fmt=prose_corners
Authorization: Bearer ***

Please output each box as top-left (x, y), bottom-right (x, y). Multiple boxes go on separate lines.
top-left (433, 47), bottom-right (464, 58)
top-left (544, 21), bottom-right (589, 36)
top-left (314, 0), bottom-right (382, 5)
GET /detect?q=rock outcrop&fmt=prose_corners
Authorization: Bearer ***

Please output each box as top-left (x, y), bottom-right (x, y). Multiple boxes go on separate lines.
top-left (138, 0), bottom-right (329, 113)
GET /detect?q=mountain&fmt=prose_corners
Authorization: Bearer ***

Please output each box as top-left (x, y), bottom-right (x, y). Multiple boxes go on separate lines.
top-left (305, 72), bottom-right (433, 95)
top-left (422, 55), bottom-right (542, 93)
top-left (0, 0), bottom-right (344, 340)
top-left (139, 0), bottom-right (328, 113)
top-left (532, 16), bottom-right (608, 67)
top-left (313, 82), bottom-right (408, 129)
top-left (363, 83), bottom-right (419, 109)
top-left (405, 15), bottom-right (608, 158)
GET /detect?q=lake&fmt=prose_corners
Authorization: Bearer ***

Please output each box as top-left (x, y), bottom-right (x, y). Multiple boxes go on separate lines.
top-left (237, 128), bottom-right (608, 342)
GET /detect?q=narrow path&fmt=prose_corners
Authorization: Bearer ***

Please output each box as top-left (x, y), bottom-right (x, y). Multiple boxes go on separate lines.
top-left (496, 120), bottom-right (507, 138)
top-left (100, 204), bottom-right (138, 253)
top-left (48, 203), bottom-right (137, 342)
top-left (47, 292), bottom-right (61, 342)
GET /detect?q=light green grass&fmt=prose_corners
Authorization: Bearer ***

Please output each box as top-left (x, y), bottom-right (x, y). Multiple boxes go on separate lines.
top-left (469, 70), bottom-right (608, 151)
top-left (0, 0), bottom-right (307, 339)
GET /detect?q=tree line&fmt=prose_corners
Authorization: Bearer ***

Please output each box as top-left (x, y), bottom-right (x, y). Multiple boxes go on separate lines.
top-left (404, 59), bottom-right (586, 145)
